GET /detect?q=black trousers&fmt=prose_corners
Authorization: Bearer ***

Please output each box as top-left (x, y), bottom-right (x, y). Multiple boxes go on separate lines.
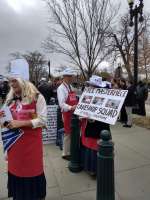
top-left (120, 105), bottom-right (127, 123)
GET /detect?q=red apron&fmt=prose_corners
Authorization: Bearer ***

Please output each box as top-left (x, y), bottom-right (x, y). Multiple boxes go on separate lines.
top-left (62, 84), bottom-right (78, 134)
top-left (8, 101), bottom-right (44, 177)
top-left (81, 119), bottom-right (98, 151)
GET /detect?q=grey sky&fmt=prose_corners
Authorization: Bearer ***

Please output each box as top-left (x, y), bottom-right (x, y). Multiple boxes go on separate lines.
top-left (0, 0), bottom-right (150, 75)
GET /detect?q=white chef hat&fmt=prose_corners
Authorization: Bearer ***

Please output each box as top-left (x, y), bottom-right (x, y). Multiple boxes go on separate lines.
top-left (62, 68), bottom-right (76, 76)
top-left (7, 59), bottom-right (29, 81)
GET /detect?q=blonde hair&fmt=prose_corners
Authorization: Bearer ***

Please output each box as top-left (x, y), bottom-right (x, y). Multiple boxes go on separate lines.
top-left (6, 78), bottom-right (39, 105)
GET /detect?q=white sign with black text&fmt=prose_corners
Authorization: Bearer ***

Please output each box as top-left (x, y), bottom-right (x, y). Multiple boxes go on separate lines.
top-left (42, 105), bottom-right (58, 144)
top-left (74, 87), bottom-right (128, 125)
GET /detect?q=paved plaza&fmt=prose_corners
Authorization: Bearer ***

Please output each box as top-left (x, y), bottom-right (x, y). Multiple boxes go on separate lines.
top-left (0, 116), bottom-right (150, 200)
top-left (0, 95), bottom-right (150, 200)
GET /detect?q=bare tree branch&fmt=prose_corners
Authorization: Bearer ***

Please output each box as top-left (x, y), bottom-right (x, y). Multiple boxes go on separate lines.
top-left (43, 0), bottom-right (119, 79)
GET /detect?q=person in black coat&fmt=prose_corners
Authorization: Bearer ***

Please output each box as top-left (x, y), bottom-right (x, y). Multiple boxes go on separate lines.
top-left (123, 80), bottom-right (135, 128)
top-left (119, 79), bottom-right (127, 123)
top-left (136, 81), bottom-right (148, 116)
top-left (0, 80), bottom-right (10, 103)
top-left (38, 78), bottom-right (53, 105)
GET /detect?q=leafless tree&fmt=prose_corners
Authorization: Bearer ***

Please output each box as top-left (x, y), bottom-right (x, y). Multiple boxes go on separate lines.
top-left (112, 13), bottom-right (150, 81)
top-left (10, 51), bottom-right (48, 85)
top-left (139, 31), bottom-right (150, 82)
top-left (43, 0), bottom-right (119, 80)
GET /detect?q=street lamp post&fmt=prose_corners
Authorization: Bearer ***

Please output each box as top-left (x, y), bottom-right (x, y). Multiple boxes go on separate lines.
top-left (48, 60), bottom-right (51, 80)
top-left (127, 0), bottom-right (144, 85)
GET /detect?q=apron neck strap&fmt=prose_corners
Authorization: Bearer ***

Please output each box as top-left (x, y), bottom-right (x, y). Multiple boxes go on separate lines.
top-left (63, 82), bottom-right (72, 92)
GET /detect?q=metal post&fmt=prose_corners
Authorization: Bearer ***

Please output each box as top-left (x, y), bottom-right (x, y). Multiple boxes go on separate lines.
top-left (48, 60), bottom-right (51, 80)
top-left (134, 7), bottom-right (138, 86)
top-left (128, 0), bottom-right (144, 85)
top-left (97, 130), bottom-right (115, 200)
top-left (68, 114), bottom-right (82, 173)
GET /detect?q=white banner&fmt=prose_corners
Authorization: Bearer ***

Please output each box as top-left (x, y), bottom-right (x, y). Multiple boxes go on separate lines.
top-left (74, 87), bottom-right (128, 125)
top-left (42, 105), bottom-right (58, 144)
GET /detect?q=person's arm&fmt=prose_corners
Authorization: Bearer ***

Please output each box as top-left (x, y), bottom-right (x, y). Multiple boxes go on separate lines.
top-left (0, 111), bottom-right (4, 118)
top-left (31, 94), bottom-right (47, 128)
top-left (7, 94), bottom-right (47, 129)
top-left (57, 86), bottom-right (72, 112)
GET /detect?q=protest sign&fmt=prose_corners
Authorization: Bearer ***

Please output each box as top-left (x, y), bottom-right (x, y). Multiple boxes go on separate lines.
top-left (74, 87), bottom-right (128, 125)
top-left (42, 105), bottom-right (58, 144)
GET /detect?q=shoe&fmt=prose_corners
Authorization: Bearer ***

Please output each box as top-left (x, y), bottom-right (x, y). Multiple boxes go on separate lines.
top-left (123, 124), bottom-right (132, 128)
top-left (62, 155), bottom-right (71, 161)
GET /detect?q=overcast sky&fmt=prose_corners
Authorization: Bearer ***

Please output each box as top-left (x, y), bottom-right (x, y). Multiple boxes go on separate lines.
top-left (0, 0), bottom-right (150, 75)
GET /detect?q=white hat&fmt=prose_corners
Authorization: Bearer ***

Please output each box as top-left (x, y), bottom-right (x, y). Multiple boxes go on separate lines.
top-left (62, 68), bottom-right (76, 76)
top-left (8, 59), bottom-right (29, 81)
top-left (104, 81), bottom-right (112, 88)
top-left (7, 72), bottom-right (23, 80)
top-left (40, 77), bottom-right (46, 81)
top-left (3, 77), bottom-right (9, 82)
top-left (86, 75), bottom-right (106, 88)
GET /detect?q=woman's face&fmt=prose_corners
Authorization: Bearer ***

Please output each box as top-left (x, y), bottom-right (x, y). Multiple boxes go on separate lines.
top-left (9, 79), bottom-right (22, 95)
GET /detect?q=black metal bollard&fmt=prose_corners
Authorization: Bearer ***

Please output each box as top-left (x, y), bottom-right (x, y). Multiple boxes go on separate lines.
top-left (68, 114), bottom-right (82, 173)
top-left (97, 130), bottom-right (115, 200)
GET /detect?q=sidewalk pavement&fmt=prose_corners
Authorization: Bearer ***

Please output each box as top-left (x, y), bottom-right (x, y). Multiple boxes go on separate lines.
top-left (1, 121), bottom-right (150, 200)
top-left (0, 100), bottom-right (150, 200)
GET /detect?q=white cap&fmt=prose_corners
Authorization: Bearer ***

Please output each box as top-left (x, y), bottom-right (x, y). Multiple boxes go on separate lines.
top-left (86, 75), bottom-right (106, 88)
top-left (62, 68), bottom-right (76, 76)
top-left (3, 77), bottom-right (9, 82)
top-left (104, 81), bottom-right (112, 88)
top-left (40, 77), bottom-right (46, 81)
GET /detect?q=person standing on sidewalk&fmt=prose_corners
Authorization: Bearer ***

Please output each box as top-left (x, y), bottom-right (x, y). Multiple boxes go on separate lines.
top-left (0, 73), bottom-right (47, 200)
top-left (80, 75), bottom-right (111, 176)
top-left (57, 68), bottom-right (78, 160)
top-left (136, 81), bottom-right (148, 116)
top-left (38, 77), bottom-right (53, 105)
top-left (119, 79), bottom-right (127, 123)
top-left (123, 80), bottom-right (135, 128)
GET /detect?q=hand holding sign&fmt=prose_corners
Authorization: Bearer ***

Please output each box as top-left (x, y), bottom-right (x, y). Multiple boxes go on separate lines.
top-left (0, 106), bottom-right (13, 126)
top-left (71, 105), bottom-right (77, 111)
top-left (0, 110), bottom-right (5, 118)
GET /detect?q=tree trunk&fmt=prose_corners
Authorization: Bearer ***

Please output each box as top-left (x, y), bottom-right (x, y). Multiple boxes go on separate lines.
top-left (125, 64), bottom-right (133, 82)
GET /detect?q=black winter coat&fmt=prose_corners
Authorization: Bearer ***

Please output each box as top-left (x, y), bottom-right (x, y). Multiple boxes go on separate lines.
top-left (124, 85), bottom-right (136, 107)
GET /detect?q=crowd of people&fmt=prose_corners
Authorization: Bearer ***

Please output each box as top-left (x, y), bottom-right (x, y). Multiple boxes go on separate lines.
top-left (111, 78), bottom-right (149, 127)
top-left (0, 69), bottom-right (149, 199)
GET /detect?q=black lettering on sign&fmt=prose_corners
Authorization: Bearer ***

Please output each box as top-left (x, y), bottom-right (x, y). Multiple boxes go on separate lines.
top-left (97, 108), bottom-right (118, 118)
top-left (77, 104), bottom-right (89, 111)
top-left (88, 106), bottom-right (98, 113)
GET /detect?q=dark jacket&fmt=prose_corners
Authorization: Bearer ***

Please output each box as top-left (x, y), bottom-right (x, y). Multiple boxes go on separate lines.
top-left (38, 82), bottom-right (53, 104)
top-left (125, 85), bottom-right (136, 107)
top-left (136, 83), bottom-right (148, 102)
top-left (85, 120), bottom-right (110, 139)
top-left (0, 82), bottom-right (10, 100)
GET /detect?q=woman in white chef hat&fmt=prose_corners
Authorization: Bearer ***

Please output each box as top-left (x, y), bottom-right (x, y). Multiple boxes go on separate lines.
top-left (0, 59), bottom-right (47, 200)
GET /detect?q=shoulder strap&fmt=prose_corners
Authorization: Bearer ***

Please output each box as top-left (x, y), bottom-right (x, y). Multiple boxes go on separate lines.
top-left (35, 93), bottom-right (40, 102)
top-left (63, 82), bottom-right (71, 92)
